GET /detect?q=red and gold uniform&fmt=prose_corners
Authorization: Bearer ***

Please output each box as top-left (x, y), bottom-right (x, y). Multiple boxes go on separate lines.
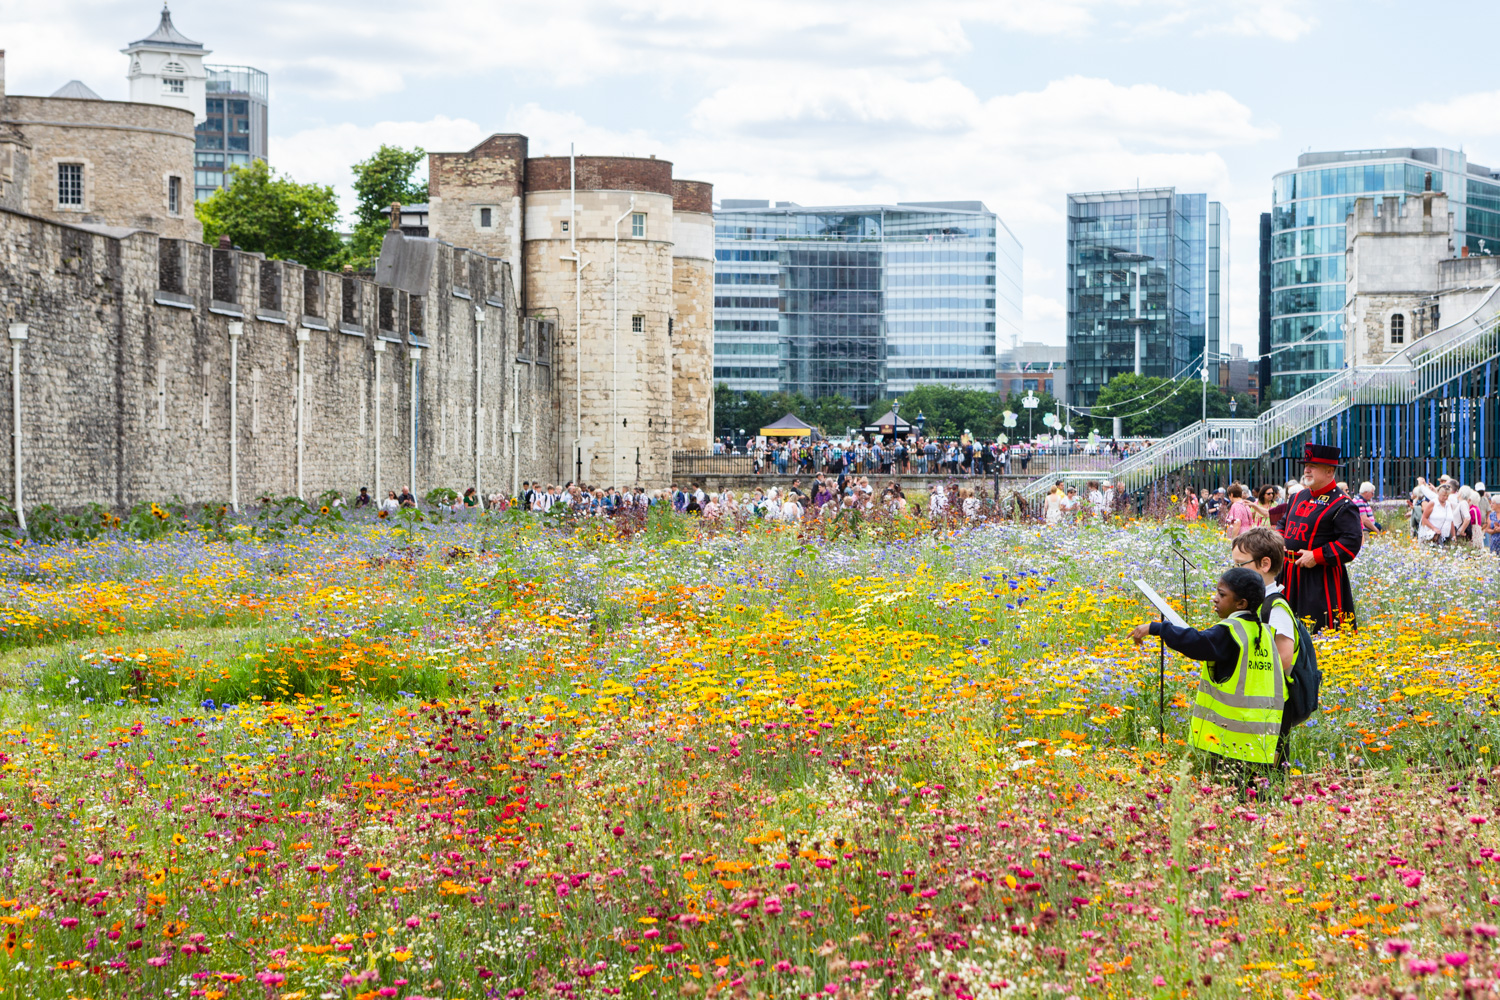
top-left (1278, 444), bottom-right (1362, 632)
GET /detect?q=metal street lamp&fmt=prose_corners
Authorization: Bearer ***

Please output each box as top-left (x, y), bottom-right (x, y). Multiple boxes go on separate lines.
top-left (1229, 397), bottom-right (1237, 417)
top-left (916, 410), bottom-right (926, 435)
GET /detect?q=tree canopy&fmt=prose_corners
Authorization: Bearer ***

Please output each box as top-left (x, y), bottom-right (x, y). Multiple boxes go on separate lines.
top-left (194, 160), bottom-right (346, 272)
top-left (348, 145), bottom-right (427, 267)
top-left (1085, 373), bottom-right (1258, 437)
top-left (713, 383), bottom-right (1061, 442)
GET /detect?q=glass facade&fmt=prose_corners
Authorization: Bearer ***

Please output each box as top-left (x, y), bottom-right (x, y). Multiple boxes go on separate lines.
top-left (1065, 188), bottom-right (1224, 410)
top-left (194, 65), bottom-right (269, 202)
top-left (1269, 147), bottom-right (1500, 397)
top-left (712, 202), bottom-right (1021, 407)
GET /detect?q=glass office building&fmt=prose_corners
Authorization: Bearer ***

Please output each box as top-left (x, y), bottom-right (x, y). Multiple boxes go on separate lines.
top-left (1065, 188), bottom-right (1224, 410)
top-left (193, 65), bottom-right (269, 202)
top-left (1269, 147), bottom-right (1500, 397)
top-left (712, 201), bottom-right (1022, 407)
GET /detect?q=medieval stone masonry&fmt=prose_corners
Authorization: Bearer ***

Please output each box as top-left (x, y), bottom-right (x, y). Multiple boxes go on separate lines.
top-left (0, 207), bottom-right (558, 511)
top-left (426, 138), bottom-right (714, 483)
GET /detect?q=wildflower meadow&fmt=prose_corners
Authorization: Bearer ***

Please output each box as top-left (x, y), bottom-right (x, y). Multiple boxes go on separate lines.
top-left (0, 504), bottom-right (1497, 1000)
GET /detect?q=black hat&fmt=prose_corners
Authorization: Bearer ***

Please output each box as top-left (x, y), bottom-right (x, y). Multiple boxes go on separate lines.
top-left (1303, 443), bottom-right (1342, 467)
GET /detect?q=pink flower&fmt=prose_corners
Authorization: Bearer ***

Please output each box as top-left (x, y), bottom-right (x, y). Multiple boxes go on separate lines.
top-left (1475, 923), bottom-right (1499, 938)
top-left (58, 917), bottom-right (79, 929)
top-left (1444, 952), bottom-right (1470, 968)
top-left (1407, 958), bottom-right (1439, 976)
top-left (1386, 940), bottom-right (1412, 955)
top-left (1402, 871), bottom-right (1423, 889)
top-left (84, 853), bottom-right (103, 865)
top-left (256, 972), bottom-right (286, 986)
top-left (147, 956), bottom-right (172, 967)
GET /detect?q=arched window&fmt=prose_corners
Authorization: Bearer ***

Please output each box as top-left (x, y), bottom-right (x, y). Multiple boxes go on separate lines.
top-left (163, 61), bottom-right (186, 74)
top-left (1390, 312), bottom-right (1405, 345)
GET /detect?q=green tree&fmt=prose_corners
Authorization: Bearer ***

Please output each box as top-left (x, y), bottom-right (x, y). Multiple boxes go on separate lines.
top-left (1088, 374), bottom-right (1253, 437)
top-left (195, 160), bottom-right (346, 271)
top-left (808, 394), bottom-right (856, 436)
top-left (348, 145), bottom-right (428, 266)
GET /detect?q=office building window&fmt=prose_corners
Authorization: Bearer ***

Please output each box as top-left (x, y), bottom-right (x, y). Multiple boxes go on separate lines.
top-left (195, 153), bottom-right (224, 168)
top-left (227, 137), bottom-right (249, 152)
top-left (632, 315), bottom-right (644, 333)
top-left (1389, 312), bottom-right (1405, 345)
top-left (206, 99), bottom-right (224, 114)
top-left (58, 163), bottom-right (83, 206)
top-left (479, 207), bottom-right (492, 229)
top-left (165, 78), bottom-right (184, 94)
top-left (631, 212), bottom-right (645, 238)
top-left (228, 100), bottom-right (249, 116)
top-left (168, 176), bottom-right (181, 215)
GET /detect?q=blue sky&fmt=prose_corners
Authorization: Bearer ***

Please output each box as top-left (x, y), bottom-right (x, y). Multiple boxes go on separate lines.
top-left (6, 0), bottom-right (1500, 352)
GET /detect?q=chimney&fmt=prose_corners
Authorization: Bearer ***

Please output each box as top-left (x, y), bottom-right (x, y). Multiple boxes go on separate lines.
top-left (0, 50), bottom-right (7, 102)
top-left (1463, 245), bottom-right (1471, 258)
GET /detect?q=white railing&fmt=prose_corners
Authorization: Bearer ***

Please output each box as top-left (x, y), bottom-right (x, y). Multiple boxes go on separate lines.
top-left (1012, 283), bottom-right (1500, 503)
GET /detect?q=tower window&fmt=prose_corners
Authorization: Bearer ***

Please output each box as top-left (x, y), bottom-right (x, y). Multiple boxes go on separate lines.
top-left (560, 220), bottom-right (569, 233)
top-left (168, 176), bottom-right (181, 215)
top-left (165, 78), bottom-right (185, 94)
top-left (1389, 312), bottom-right (1405, 345)
top-left (632, 315), bottom-right (644, 334)
top-left (58, 163), bottom-right (83, 206)
top-left (479, 207), bottom-right (492, 229)
top-left (631, 212), bottom-right (645, 238)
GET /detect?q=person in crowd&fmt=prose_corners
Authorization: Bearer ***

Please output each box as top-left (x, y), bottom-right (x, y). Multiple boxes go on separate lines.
top-left (380, 490), bottom-right (400, 513)
top-left (1086, 480), bottom-right (1105, 520)
top-left (1043, 485), bottom-right (1064, 526)
top-left (1486, 495), bottom-right (1500, 556)
top-left (1203, 487), bottom-right (1227, 522)
top-left (398, 487), bottom-right (416, 508)
top-left (1249, 485), bottom-right (1278, 527)
top-left (354, 487), bottom-right (372, 508)
top-left (1419, 482), bottom-right (1459, 544)
top-left (1129, 567), bottom-right (1280, 783)
top-left (1223, 484), bottom-right (1254, 539)
top-left (462, 487), bottom-right (479, 508)
top-left (1459, 486), bottom-right (1484, 546)
top-left (1278, 444), bottom-right (1361, 633)
top-left (1181, 491), bottom-right (1200, 521)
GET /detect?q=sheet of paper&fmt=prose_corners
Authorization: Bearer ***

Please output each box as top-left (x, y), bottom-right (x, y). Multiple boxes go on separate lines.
top-left (1132, 579), bottom-right (1188, 629)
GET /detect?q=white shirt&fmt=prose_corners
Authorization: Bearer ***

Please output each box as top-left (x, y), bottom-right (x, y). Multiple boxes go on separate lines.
top-left (379, 497), bottom-right (400, 512)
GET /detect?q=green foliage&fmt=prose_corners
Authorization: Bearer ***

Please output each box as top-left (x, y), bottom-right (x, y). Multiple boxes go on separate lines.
top-left (348, 145), bottom-right (428, 267)
top-left (24, 503), bottom-right (114, 543)
top-left (715, 384), bottom-right (1058, 441)
top-left (1087, 374), bottom-right (1259, 436)
top-left (195, 160), bottom-right (346, 271)
top-left (425, 487), bottom-right (459, 510)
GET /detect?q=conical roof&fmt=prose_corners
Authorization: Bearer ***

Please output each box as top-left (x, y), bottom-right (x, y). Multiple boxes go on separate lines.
top-left (50, 80), bottom-right (103, 100)
top-left (125, 4), bottom-right (204, 51)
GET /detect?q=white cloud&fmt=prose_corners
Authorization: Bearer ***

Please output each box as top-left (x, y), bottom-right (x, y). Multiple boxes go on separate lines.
top-left (1394, 91), bottom-right (1500, 137)
top-left (672, 73), bottom-right (1269, 342)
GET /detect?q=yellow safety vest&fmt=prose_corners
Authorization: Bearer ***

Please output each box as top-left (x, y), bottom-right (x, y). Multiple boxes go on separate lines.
top-left (1189, 614), bottom-right (1284, 764)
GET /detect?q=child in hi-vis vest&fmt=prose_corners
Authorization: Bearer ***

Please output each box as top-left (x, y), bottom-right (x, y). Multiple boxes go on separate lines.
top-left (1130, 568), bottom-right (1284, 787)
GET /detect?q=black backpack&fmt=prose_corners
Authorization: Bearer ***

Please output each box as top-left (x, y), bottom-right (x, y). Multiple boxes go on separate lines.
top-left (1261, 596), bottom-right (1322, 727)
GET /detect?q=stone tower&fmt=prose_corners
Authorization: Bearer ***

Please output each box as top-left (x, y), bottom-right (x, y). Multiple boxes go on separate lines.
top-left (123, 4), bottom-right (209, 124)
top-left (672, 180), bottom-right (715, 452)
top-left (426, 137), bottom-right (714, 486)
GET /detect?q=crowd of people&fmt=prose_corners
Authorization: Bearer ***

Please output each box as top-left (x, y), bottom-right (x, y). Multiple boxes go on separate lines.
top-left (725, 435), bottom-right (1156, 478)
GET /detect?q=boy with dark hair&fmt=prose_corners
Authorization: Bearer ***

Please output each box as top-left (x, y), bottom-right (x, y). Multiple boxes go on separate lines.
top-left (1130, 567), bottom-right (1283, 777)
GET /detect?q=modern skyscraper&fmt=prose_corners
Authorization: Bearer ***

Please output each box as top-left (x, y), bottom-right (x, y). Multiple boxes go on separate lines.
top-left (1065, 188), bottom-right (1225, 411)
top-left (124, 7), bottom-right (269, 204)
top-left (712, 201), bottom-right (1021, 407)
top-left (1268, 147), bottom-right (1500, 397)
top-left (194, 66), bottom-right (269, 201)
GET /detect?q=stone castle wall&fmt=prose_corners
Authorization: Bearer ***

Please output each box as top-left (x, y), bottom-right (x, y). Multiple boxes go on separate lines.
top-left (427, 138), bottom-right (715, 481)
top-left (0, 94), bottom-right (199, 240)
top-left (427, 134), bottom-right (527, 264)
top-left (0, 207), bottom-right (558, 512)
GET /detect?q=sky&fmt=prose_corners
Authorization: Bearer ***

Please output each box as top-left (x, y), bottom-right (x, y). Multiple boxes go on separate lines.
top-left (6, 0), bottom-right (1500, 353)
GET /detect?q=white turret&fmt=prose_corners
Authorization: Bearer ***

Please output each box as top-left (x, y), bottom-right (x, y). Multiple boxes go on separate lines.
top-left (122, 4), bottom-right (209, 123)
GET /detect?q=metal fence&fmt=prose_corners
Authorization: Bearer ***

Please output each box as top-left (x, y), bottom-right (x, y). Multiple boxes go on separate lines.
top-left (672, 450), bottom-right (1129, 482)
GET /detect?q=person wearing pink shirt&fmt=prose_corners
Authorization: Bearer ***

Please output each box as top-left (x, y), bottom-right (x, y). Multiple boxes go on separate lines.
top-left (1224, 484), bottom-right (1255, 539)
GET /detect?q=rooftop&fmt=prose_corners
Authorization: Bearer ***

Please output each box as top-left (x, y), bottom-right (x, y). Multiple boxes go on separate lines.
top-left (124, 4), bottom-right (206, 52)
top-left (49, 80), bottom-right (103, 101)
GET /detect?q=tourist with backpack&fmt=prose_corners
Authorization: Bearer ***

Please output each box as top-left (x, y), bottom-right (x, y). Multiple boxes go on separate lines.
top-left (1231, 526), bottom-right (1322, 769)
